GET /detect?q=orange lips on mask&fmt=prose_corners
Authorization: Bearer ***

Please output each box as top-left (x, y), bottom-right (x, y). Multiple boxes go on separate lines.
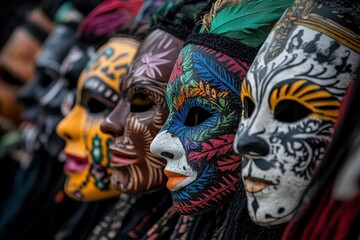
top-left (244, 177), bottom-right (273, 193)
top-left (164, 170), bottom-right (188, 189)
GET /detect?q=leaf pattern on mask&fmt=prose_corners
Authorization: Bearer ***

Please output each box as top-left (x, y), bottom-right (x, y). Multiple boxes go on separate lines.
top-left (162, 44), bottom-right (248, 215)
top-left (173, 81), bottom-right (206, 111)
top-left (173, 171), bottom-right (240, 214)
top-left (197, 44), bottom-right (250, 76)
top-left (173, 80), bottom-right (229, 112)
top-left (218, 154), bottom-right (241, 172)
top-left (193, 53), bottom-right (240, 95)
top-left (172, 165), bottom-right (216, 201)
top-left (187, 173), bottom-right (239, 208)
top-left (192, 111), bottom-right (237, 142)
top-left (218, 54), bottom-right (250, 75)
top-left (188, 134), bottom-right (235, 162)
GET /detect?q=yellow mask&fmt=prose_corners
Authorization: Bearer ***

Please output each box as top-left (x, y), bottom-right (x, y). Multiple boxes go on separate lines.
top-left (57, 37), bottom-right (140, 201)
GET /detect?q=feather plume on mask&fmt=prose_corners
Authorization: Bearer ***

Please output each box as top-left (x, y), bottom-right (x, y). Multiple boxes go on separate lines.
top-left (200, 0), bottom-right (292, 47)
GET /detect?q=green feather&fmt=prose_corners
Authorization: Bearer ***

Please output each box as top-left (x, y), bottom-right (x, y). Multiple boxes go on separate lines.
top-left (201, 0), bottom-right (292, 47)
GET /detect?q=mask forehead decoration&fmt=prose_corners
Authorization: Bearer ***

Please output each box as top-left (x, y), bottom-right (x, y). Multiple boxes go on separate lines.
top-left (151, 0), bottom-right (292, 215)
top-left (234, 0), bottom-right (360, 225)
top-left (57, 37), bottom-right (140, 201)
top-left (101, 29), bottom-right (184, 194)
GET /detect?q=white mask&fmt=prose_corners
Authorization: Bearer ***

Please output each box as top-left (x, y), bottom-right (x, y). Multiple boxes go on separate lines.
top-left (234, 0), bottom-right (360, 226)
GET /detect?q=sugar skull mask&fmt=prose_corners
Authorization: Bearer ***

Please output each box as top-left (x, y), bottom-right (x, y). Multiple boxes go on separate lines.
top-left (234, 0), bottom-right (360, 225)
top-left (151, 42), bottom-right (251, 215)
top-left (100, 29), bottom-right (184, 194)
top-left (56, 37), bottom-right (139, 201)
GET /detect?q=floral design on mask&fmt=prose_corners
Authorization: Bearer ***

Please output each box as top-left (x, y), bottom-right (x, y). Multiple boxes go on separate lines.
top-left (56, 37), bottom-right (139, 201)
top-left (133, 48), bottom-right (173, 78)
top-left (101, 29), bottom-right (184, 194)
top-left (151, 43), bottom-right (250, 215)
top-left (169, 55), bottom-right (183, 83)
top-left (234, 0), bottom-right (360, 226)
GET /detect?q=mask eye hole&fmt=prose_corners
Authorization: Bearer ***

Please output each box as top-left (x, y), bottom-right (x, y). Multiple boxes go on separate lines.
top-left (274, 99), bottom-right (312, 123)
top-left (243, 96), bottom-right (255, 119)
top-left (130, 93), bottom-right (154, 112)
top-left (87, 98), bottom-right (108, 113)
top-left (184, 106), bottom-right (212, 127)
top-left (39, 72), bottom-right (54, 88)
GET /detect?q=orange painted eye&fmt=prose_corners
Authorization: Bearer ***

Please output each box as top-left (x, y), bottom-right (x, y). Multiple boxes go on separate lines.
top-left (270, 79), bottom-right (340, 122)
top-left (241, 79), bottom-right (256, 119)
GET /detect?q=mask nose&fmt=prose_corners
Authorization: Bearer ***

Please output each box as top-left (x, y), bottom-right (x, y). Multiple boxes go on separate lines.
top-left (235, 129), bottom-right (270, 157)
top-left (100, 101), bottom-right (125, 137)
top-left (151, 131), bottom-right (184, 161)
top-left (56, 106), bottom-right (83, 141)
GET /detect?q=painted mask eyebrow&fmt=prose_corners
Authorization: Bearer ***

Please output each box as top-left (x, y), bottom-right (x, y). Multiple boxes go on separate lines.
top-left (241, 79), bottom-right (256, 118)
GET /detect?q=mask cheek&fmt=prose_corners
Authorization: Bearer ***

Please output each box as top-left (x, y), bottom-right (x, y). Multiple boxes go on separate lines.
top-left (85, 119), bottom-right (112, 172)
top-left (147, 106), bottom-right (168, 135)
top-left (123, 113), bottom-right (167, 192)
top-left (248, 119), bottom-right (333, 224)
top-left (272, 119), bottom-right (331, 177)
top-left (65, 115), bottom-right (114, 199)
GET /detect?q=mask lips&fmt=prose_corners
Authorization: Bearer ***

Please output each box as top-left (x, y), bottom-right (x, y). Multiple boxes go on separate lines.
top-left (109, 143), bottom-right (139, 167)
top-left (63, 153), bottom-right (88, 173)
top-left (244, 176), bottom-right (275, 193)
top-left (164, 169), bottom-right (188, 189)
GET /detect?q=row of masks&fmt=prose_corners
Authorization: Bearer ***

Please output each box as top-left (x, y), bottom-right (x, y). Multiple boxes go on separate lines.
top-left (2, 0), bottom-right (358, 237)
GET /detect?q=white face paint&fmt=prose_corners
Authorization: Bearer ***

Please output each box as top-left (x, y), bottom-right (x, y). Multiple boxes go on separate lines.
top-left (151, 131), bottom-right (197, 191)
top-left (234, 0), bottom-right (360, 226)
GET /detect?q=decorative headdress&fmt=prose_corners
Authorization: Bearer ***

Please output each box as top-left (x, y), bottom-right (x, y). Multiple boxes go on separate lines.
top-left (189, 0), bottom-right (292, 61)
